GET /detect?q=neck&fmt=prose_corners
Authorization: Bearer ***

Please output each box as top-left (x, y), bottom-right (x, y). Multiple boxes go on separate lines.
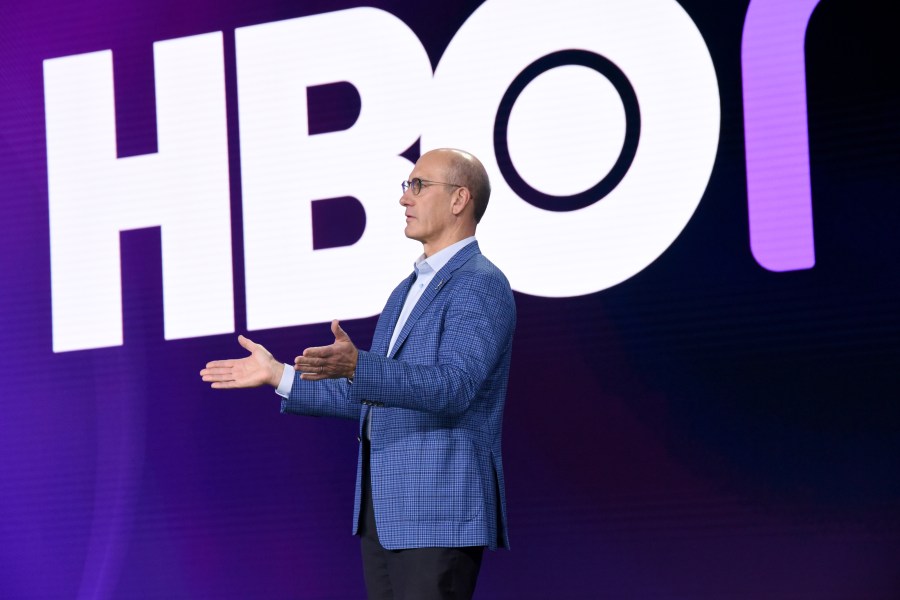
top-left (423, 231), bottom-right (475, 258)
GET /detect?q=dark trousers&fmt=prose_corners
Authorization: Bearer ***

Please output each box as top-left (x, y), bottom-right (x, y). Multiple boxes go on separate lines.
top-left (359, 439), bottom-right (484, 600)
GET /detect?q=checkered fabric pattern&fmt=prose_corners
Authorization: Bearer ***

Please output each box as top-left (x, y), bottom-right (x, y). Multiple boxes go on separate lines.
top-left (281, 242), bottom-right (516, 550)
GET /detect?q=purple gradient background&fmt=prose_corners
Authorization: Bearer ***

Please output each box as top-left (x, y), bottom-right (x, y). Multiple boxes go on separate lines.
top-left (2, 1), bottom-right (899, 598)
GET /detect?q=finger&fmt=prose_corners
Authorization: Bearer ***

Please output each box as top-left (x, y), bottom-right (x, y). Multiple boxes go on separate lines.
top-left (203, 373), bottom-right (235, 383)
top-left (211, 381), bottom-right (240, 389)
top-left (302, 345), bottom-right (333, 358)
top-left (205, 359), bottom-right (237, 369)
top-left (295, 357), bottom-right (324, 369)
top-left (200, 366), bottom-right (233, 376)
top-left (300, 372), bottom-right (326, 381)
top-left (237, 335), bottom-right (256, 352)
top-left (331, 319), bottom-right (350, 342)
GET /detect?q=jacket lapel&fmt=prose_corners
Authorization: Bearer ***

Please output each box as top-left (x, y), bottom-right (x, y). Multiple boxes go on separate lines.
top-left (387, 241), bottom-right (481, 359)
top-left (372, 271), bottom-right (417, 356)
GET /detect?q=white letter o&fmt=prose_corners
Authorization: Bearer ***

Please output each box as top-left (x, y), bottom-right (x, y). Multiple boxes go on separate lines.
top-left (425, 0), bottom-right (720, 297)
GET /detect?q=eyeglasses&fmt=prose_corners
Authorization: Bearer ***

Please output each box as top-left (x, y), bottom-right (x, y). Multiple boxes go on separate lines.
top-left (401, 178), bottom-right (464, 196)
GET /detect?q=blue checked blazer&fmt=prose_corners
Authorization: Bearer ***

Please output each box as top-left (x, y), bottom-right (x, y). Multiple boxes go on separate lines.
top-left (281, 241), bottom-right (516, 550)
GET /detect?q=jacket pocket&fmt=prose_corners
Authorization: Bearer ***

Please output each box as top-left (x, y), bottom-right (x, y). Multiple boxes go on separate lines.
top-left (386, 432), bottom-right (484, 523)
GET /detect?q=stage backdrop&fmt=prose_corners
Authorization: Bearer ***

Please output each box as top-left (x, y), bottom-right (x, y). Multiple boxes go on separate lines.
top-left (1, 0), bottom-right (898, 598)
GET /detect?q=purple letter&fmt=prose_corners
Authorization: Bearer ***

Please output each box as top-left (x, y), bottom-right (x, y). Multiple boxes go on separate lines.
top-left (741, 0), bottom-right (822, 271)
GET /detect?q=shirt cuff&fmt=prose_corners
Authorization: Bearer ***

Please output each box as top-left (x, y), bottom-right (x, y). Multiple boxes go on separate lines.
top-left (275, 363), bottom-right (294, 398)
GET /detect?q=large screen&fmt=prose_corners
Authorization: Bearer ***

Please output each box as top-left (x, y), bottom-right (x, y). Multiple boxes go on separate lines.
top-left (2, 0), bottom-right (898, 597)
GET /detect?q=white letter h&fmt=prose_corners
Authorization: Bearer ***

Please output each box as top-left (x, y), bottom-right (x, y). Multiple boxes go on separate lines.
top-left (44, 32), bottom-right (234, 352)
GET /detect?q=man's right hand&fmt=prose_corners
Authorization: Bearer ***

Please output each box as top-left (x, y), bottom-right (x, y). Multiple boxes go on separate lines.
top-left (200, 335), bottom-right (282, 389)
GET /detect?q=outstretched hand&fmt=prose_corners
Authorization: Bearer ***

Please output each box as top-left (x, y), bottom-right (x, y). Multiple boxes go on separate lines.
top-left (295, 320), bottom-right (358, 381)
top-left (200, 335), bottom-right (282, 389)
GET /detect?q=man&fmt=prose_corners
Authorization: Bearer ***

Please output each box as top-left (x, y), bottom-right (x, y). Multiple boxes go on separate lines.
top-left (200, 148), bottom-right (516, 599)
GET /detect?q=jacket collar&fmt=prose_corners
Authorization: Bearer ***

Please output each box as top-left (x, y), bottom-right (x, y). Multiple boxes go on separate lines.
top-left (386, 240), bottom-right (481, 358)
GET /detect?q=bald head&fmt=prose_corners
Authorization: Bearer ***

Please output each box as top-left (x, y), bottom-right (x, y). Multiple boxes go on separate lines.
top-left (429, 148), bottom-right (491, 224)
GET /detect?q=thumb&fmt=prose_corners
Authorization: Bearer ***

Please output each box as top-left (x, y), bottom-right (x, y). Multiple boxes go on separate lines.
top-left (332, 319), bottom-right (350, 342)
top-left (237, 334), bottom-right (256, 352)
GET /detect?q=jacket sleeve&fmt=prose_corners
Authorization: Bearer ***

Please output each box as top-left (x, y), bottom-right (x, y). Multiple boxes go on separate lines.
top-left (349, 270), bottom-right (515, 416)
top-left (281, 372), bottom-right (360, 420)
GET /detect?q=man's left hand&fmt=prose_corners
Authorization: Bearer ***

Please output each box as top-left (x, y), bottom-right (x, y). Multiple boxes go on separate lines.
top-left (295, 319), bottom-right (359, 381)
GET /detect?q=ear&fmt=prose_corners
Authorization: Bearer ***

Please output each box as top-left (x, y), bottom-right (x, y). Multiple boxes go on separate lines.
top-left (450, 186), bottom-right (472, 217)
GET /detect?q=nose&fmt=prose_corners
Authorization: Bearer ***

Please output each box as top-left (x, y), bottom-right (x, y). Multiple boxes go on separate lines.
top-left (399, 190), bottom-right (412, 206)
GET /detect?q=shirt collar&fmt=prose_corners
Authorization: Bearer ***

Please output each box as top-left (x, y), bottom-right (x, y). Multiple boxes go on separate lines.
top-left (414, 236), bottom-right (476, 276)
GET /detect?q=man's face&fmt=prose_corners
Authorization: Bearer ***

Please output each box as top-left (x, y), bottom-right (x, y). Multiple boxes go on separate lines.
top-left (400, 152), bottom-right (456, 248)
